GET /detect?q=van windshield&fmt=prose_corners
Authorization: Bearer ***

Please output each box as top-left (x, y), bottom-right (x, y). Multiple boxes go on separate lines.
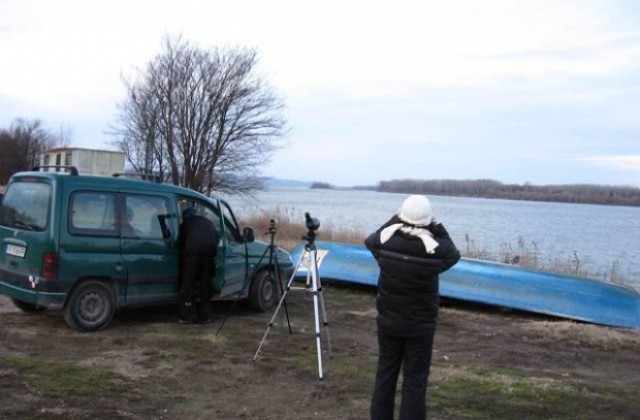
top-left (0, 181), bottom-right (51, 231)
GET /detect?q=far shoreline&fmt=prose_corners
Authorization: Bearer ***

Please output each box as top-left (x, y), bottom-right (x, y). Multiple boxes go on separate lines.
top-left (270, 185), bottom-right (640, 208)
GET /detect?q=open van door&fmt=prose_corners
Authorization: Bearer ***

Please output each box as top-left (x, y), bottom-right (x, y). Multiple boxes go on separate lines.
top-left (215, 200), bottom-right (251, 297)
top-left (176, 197), bottom-right (249, 298)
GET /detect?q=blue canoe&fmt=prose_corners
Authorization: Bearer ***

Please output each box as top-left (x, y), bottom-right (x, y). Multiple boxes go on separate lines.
top-left (290, 241), bottom-right (640, 329)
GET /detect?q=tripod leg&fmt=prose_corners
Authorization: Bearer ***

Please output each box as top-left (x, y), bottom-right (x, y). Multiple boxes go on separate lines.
top-left (272, 249), bottom-right (292, 334)
top-left (316, 263), bottom-right (333, 359)
top-left (253, 250), bottom-right (305, 361)
top-left (310, 251), bottom-right (324, 380)
top-left (253, 274), bottom-right (293, 361)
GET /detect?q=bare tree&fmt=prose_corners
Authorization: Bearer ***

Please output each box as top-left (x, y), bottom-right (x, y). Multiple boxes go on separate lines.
top-left (53, 124), bottom-right (74, 148)
top-left (111, 36), bottom-right (287, 194)
top-left (0, 118), bottom-right (58, 184)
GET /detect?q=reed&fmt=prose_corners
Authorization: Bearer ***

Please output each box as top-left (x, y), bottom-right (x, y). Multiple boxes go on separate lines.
top-left (239, 209), bottom-right (629, 286)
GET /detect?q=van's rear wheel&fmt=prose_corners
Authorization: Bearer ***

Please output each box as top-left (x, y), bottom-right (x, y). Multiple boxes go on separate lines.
top-left (63, 280), bottom-right (115, 332)
top-left (249, 269), bottom-right (279, 312)
top-left (11, 298), bottom-right (46, 313)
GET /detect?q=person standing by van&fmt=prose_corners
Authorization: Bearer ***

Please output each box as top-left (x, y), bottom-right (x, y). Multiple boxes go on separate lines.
top-left (178, 207), bottom-right (219, 324)
top-left (365, 195), bottom-right (460, 420)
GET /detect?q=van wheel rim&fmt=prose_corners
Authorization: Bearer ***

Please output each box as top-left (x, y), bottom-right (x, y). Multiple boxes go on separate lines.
top-left (78, 292), bottom-right (106, 322)
top-left (263, 281), bottom-right (274, 302)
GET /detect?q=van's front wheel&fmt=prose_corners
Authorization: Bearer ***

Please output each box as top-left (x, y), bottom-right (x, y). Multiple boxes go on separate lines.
top-left (63, 280), bottom-right (115, 332)
top-left (249, 269), bottom-right (279, 312)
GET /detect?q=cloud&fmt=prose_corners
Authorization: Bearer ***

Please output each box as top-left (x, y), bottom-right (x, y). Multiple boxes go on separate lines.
top-left (2, 0), bottom-right (640, 187)
top-left (578, 155), bottom-right (640, 171)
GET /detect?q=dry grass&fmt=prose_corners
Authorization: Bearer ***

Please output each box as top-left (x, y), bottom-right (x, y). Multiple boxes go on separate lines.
top-left (524, 320), bottom-right (640, 347)
top-left (463, 232), bottom-right (628, 284)
top-left (238, 207), bottom-right (366, 251)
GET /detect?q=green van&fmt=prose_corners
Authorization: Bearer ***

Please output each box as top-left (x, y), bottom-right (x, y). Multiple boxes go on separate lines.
top-left (0, 167), bottom-right (293, 332)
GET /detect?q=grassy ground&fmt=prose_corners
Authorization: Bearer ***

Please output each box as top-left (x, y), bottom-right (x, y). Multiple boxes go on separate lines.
top-left (1, 289), bottom-right (639, 419)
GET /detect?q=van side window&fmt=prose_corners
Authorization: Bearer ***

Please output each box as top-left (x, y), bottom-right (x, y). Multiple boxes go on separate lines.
top-left (123, 195), bottom-right (171, 240)
top-left (221, 201), bottom-right (241, 242)
top-left (69, 192), bottom-right (117, 236)
top-left (0, 182), bottom-right (51, 231)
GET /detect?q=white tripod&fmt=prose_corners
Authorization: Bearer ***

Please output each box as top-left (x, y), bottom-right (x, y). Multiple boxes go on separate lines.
top-left (253, 215), bottom-right (332, 380)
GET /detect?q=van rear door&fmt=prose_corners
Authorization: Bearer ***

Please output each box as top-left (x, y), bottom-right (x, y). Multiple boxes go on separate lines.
top-left (0, 177), bottom-right (58, 304)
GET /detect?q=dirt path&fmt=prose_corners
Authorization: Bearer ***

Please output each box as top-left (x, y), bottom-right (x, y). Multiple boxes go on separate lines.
top-left (1, 285), bottom-right (639, 419)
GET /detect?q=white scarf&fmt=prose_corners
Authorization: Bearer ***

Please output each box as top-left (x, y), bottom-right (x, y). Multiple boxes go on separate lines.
top-left (380, 224), bottom-right (439, 254)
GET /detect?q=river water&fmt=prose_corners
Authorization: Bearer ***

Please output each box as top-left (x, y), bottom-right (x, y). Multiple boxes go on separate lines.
top-left (222, 187), bottom-right (640, 290)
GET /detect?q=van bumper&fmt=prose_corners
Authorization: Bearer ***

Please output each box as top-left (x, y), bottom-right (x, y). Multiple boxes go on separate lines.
top-left (0, 280), bottom-right (66, 307)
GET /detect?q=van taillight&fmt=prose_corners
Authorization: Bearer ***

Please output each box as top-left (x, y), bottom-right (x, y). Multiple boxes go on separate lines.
top-left (42, 252), bottom-right (58, 279)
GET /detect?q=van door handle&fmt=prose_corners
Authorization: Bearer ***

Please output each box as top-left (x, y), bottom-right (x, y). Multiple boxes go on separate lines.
top-left (114, 263), bottom-right (123, 273)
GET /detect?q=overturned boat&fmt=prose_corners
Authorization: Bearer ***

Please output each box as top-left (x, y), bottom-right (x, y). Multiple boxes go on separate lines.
top-left (290, 241), bottom-right (640, 329)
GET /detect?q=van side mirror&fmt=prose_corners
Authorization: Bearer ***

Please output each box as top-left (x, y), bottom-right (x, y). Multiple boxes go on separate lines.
top-left (242, 227), bottom-right (255, 243)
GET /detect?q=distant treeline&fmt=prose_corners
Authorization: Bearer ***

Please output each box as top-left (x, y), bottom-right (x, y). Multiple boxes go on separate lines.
top-left (310, 182), bottom-right (333, 189)
top-left (370, 179), bottom-right (640, 206)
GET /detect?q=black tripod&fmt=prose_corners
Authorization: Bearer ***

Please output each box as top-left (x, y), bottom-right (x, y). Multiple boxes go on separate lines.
top-left (253, 213), bottom-right (332, 380)
top-left (216, 219), bottom-right (290, 335)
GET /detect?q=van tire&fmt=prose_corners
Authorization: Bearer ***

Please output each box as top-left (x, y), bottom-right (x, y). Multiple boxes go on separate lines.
top-left (11, 298), bottom-right (46, 313)
top-left (63, 280), bottom-right (115, 332)
top-left (249, 269), bottom-right (279, 312)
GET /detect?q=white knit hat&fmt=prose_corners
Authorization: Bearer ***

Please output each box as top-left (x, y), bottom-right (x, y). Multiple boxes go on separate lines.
top-left (398, 195), bottom-right (433, 226)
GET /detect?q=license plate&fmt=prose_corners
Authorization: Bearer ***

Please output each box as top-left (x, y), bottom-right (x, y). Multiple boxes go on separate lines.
top-left (6, 244), bottom-right (27, 258)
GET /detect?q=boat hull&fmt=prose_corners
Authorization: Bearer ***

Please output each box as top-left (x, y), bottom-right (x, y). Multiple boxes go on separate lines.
top-left (290, 241), bottom-right (640, 329)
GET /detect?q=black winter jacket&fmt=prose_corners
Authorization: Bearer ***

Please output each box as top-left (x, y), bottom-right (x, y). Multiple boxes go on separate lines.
top-left (178, 215), bottom-right (219, 257)
top-left (365, 215), bottom-right (460, 336)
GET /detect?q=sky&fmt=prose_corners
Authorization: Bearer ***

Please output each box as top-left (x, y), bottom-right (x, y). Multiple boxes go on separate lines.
top-left (1, 0), bottom-right (639, 187)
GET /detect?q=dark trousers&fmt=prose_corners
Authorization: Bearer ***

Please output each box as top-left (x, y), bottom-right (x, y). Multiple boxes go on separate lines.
top-left (180, 253), bottom-right (214, 322)
top-left (370, 328), bottom-right (436, 420)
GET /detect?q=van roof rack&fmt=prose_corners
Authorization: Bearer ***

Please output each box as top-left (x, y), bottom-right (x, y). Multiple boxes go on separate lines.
top-left (32, 165), bottom-right (79, 176)
top-left (112, 172), bottom-right (161, 183)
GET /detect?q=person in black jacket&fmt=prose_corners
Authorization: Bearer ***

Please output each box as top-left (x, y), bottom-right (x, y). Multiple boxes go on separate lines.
top-left (178, 207), bottom-right (219, 324)
top-left (365, 195), bottom-right (460, 420)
